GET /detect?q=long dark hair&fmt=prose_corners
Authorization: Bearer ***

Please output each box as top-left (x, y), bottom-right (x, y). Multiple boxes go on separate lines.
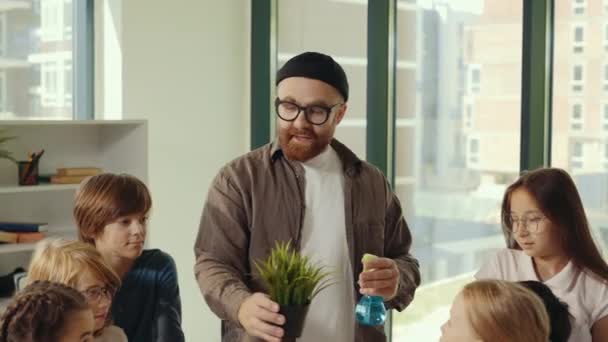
top-left (501, 168), bottom-right (608, 282)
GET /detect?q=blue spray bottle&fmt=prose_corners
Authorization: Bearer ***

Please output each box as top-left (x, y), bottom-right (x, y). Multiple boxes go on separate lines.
top-left (355, 253), bottom-right (387, 326)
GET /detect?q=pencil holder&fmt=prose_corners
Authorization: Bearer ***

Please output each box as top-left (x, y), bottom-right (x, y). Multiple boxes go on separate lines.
top-left (18, 160), bottom-right (38, 185)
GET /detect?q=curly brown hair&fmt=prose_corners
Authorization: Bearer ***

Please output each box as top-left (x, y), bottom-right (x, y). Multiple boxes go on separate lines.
top-left (0, 281), bottom-right (90, 342)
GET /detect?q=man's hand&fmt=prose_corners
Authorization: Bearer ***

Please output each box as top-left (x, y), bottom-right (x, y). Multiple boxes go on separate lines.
top-left (237, 293), bottom-right (285, 342)
top-left (358, 257), bottom-right (400, 301)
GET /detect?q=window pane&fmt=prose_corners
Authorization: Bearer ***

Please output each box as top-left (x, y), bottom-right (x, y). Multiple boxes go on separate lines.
top-left (574, 103), bottom-right (581, 117)
top-left (0, 0), bottom-right (73, 120)
top-left (574, 65), bottom-right (583, 80)
top-left (392, 1), bottom-right (522, 340)
top-left (552, 0), bottom-right (608, 252)
top-left (277, 0), bottom-right (367, 159)
top-left (573, 0), bottom-right (586, 15)
top-left (575, 26), bottom-right (584, 42)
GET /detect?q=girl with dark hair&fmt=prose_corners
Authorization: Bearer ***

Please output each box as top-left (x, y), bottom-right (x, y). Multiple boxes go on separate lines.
top-left (0, 280), bottom-right (94, 342)
top-left (476, 167), bottom-right (608, 341)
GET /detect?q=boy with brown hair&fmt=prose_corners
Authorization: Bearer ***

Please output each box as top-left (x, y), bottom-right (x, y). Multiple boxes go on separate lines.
top-left (74, 173), bottom-right (184, 342)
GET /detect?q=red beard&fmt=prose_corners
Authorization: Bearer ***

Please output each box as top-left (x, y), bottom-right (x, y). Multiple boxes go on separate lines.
top-left (279, 127), bottom-right (330, 162)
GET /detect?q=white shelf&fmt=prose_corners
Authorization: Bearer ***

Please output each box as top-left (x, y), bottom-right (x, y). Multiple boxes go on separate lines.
top-left (0, 242), bottom-right (39, 254)
top-left (0, 229), bottom-right (76, 255)
top-left (0, 119), bottom-right (146, 126)
top-left (0, 120), bottom-right (147, 277)
top-left (0, 183), bottom-right (79, 194)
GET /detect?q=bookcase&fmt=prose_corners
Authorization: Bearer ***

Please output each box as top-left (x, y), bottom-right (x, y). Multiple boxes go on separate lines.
top-left (0, 120), bottom-right (148, 310)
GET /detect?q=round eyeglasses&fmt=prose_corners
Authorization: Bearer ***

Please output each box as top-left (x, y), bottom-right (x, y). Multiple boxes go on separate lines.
top-left (506, 215), bottom-right (547, 234)
top-left (275, 98), bottom-right (343, 125)
top-left (81, 285), bottom-right (115, 303)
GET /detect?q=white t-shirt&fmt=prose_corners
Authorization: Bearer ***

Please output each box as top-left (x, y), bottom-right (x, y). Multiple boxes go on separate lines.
top-left (476, 248), bottom-right (608, 342)
top-left (298, 146), bottom-right (355, 342)
top-left (95, 325), bottom-right (127, 342)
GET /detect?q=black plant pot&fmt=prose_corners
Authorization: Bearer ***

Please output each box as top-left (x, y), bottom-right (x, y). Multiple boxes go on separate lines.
top-left (279, 304), bottom-right (310, 338)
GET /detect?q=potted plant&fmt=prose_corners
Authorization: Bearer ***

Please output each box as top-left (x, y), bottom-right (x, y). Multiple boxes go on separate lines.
top-left (0, 129), bottom-right (16, 163)
top-left (254, 241), bottom-right (333, 338)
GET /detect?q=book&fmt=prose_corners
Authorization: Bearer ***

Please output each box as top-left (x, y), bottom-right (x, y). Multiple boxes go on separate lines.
top-left (0, 231), bottom-right (17, 244)
top-left (56, 167), bottom-right (102, 177)
top-left (16, 232), bottom-right (45, 244)
top-left (0, 232), bottom-right (45, 244)
top-left (50, 175), bottom-right (89, 184)
top-left (0, 222), bottom-right (48, 233)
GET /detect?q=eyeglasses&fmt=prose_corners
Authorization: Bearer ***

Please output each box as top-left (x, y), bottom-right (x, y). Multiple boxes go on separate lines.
top-left (506, 214), bottom-right (547, 234)
top-left (275, 98), bottom-right (343, 125)
top-left (81, 285), bottom-right (115, 303)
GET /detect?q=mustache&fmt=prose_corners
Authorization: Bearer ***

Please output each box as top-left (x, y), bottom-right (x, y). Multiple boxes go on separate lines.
top-left (288, 128), bottom-right (316, 138)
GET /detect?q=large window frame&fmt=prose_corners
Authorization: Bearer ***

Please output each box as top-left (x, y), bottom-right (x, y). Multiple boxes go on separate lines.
top-left (0, 0), bottom-right (93, 120)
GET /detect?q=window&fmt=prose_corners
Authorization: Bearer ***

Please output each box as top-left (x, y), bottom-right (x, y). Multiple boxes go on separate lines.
top-left (570, 101), bottom-right (584, 132)
top-left (41, 0), bottom-right (63, 42)
top-left (603, 64), bottom-right (608, 92)
top-left (604, 143), bottom-right (608, 170)
top-left (467, 65), bottom-right (481, 94)
top-left (573, 24), bottom-right (585, 53)
top-left (571, 141), bottom-right (584, 170)
top-left (553, 0), bottom-right (608, 257)
top-left (573, 0), bottom-right (586, 15)
top-left (0, 0), bottom-right (83, 120)
top-left (64, 60), bottom-right (72, 104)
top-left (572, 64), bottom-right (584, 92)
top-left (463, 98), bottom-right (474, 130)
top-left (392, 2), bottom-right (522, 340)
top-left (41, 61), bottom-right (59, 107)
top-left (602, 103), bottom-right (608, 132)
top-left (468, 137), bottom-right (480, 165)
top-left (64, 0), bottom-right (73, 40)
top-left (604, 23), bottom-right (608, 52)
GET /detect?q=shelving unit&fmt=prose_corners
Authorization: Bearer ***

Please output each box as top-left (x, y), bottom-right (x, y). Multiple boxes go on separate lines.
top-left (0, 120), bottom-right (148, 307)
top-left (0, 183), bottom-right (80, 194)
top-left (0, 227), bottom-right (75, 255)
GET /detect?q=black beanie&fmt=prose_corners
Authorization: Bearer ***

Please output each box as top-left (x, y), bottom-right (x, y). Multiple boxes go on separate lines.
top-left (276, 52), bottom-right (349, 102)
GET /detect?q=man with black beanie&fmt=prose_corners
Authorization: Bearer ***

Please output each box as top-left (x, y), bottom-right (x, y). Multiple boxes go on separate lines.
top-left (195, 51), bottom-right (420, 342)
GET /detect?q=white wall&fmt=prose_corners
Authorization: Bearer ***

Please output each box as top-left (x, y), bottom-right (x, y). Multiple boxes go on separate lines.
top-left (97, 1), bottom-right (251, 340)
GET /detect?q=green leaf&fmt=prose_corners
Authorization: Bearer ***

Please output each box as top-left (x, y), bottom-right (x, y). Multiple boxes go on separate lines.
top-left (0, 129), bottom-right (16, 162)
top-left (0, 150), bottom-right (16, 162)
top-left (254, 240), bottom-right (334, 306)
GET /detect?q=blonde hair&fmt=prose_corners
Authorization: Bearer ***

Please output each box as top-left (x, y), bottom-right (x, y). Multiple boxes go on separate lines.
top-left (27, 238), bottom-right (121, 332)
top-left (462, 280), bottom-right (550, 342)
top-left (74, 173), bottom-right (151, 244)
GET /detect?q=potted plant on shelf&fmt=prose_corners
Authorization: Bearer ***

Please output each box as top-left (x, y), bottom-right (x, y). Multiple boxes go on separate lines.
top-left (254, 240), bottom-right (333, 338)
top-left (0, 129), bottom-right (16, 163)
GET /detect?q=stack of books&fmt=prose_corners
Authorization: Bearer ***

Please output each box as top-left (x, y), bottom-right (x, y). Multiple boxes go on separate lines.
top-left (0, 222), bottom-right (47, 244)
top-left (50, 167), bottom-right (102, 185)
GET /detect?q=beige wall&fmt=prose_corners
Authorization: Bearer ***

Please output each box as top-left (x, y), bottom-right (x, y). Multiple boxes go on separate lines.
top-left (97, 1), bottom-right (251, 340)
